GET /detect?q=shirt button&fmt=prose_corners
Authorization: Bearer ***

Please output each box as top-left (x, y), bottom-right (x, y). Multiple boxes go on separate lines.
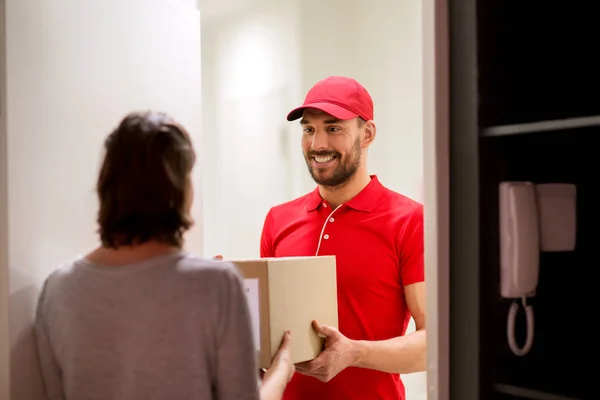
top-left (322, 203), bottom-right (328, 208)
top-left (329, 217), bottom-right (335, 223)
top-left (324, 234), bottom-right (330, 240)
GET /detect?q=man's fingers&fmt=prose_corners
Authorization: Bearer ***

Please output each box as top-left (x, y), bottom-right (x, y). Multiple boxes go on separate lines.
top-left (312, 320), bottom-right (336, 337)
top-left (294, 355), bottom-right (323, 372)
top-left (294, 360), bottom-right (314, 372)
top-left (294, 361), bottom-right (310, 369)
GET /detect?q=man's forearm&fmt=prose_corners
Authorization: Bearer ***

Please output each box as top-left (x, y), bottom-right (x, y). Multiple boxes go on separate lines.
top-left (352, 329), bottom-right (426, 375)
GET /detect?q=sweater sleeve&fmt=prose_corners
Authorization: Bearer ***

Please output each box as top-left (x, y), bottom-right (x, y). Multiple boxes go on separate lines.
top-left (213, 265), bottom-right (260, 400)
top-left (34, 276), bottom-right (66, 400)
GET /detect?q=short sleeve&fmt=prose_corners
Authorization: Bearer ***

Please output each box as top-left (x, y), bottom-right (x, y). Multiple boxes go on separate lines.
top-left (260, 209), bottom-right (275, 258)
top-left (398, 205), bottom-right (425, 286)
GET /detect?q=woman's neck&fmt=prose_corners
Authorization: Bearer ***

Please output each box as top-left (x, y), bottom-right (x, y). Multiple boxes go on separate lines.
top-left (85, 241), bottom-right (180, 266)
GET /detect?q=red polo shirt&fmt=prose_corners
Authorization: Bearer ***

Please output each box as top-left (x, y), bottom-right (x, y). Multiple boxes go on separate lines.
top-left (260, 175), bottom-right (424, 400)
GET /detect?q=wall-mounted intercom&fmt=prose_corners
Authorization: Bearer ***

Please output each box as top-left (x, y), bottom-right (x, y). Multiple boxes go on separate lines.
top-left (499, 181), bottom-right (576, 356)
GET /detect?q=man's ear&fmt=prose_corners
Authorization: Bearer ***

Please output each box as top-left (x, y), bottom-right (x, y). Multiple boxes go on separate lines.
top-left (361, 120), bottom-right (376, 148)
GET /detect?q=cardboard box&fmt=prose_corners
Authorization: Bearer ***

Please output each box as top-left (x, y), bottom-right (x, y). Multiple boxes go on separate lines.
top-left (229, 256), bottom-right (338, 369)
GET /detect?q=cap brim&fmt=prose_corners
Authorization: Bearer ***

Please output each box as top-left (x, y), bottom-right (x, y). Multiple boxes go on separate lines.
top-left (286, 102), bottom-right (359, 121)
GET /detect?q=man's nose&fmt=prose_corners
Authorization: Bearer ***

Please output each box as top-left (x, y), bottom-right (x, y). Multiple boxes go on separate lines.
top-left (311, 129), bottom-right (329, 150)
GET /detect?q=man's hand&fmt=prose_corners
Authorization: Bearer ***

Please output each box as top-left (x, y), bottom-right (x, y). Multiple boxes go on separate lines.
top-left (294, 320), bottom-right (363, 382)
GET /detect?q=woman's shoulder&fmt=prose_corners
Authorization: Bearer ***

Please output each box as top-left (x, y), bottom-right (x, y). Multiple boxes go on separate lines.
top-left (176, 254), bottom-right (242, 280)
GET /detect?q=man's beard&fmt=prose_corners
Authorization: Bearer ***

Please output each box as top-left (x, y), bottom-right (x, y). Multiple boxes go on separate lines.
top-left (304, 138), bottom-right (361, 187)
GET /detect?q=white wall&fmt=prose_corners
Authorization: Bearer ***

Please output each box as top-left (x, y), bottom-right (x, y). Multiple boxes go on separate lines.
top-left (0, 0), bottom-right (203, 398)
top-left (349, 0), bottom-right (424, 202)
top-left (200, 0), bottom-right (301, 259)
top-left (200, 0), bottom-right (425, 398)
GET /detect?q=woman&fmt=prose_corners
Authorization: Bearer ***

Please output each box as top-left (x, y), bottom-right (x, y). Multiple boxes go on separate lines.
top-left (34, 111), bottom-right (294, 400)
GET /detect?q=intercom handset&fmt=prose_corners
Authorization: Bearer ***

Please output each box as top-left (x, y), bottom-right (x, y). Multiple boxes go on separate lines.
top-left (499, 182), bottom-right (538, 356)
top-left (498, 181), bottom-right (577, 357)
top-left (499, 181), bottom-right (540, 299)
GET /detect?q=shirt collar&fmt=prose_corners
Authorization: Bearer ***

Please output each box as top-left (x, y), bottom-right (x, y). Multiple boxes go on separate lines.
top-left (305, 175), bottom-right (386, 213)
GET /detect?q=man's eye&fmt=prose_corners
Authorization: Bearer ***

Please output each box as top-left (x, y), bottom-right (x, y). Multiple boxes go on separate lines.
top-left (303, 127), bottom-right (314, 133)
top-left (327, 127), bottom-right (340, 132)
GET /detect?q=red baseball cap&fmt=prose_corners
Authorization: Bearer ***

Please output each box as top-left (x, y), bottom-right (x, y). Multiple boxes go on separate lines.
top-left (286, 76), bottom-right (374, 122)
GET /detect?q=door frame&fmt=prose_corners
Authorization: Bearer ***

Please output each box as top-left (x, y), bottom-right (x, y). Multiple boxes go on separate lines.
top-left (0, 0), bottom-right (10, 396)
top-left (422, 0), bottom-right (450, 399)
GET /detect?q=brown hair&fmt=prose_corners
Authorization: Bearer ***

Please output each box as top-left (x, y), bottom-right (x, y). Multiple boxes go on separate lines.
top-left (96, 111), bottom-right (196, 248)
